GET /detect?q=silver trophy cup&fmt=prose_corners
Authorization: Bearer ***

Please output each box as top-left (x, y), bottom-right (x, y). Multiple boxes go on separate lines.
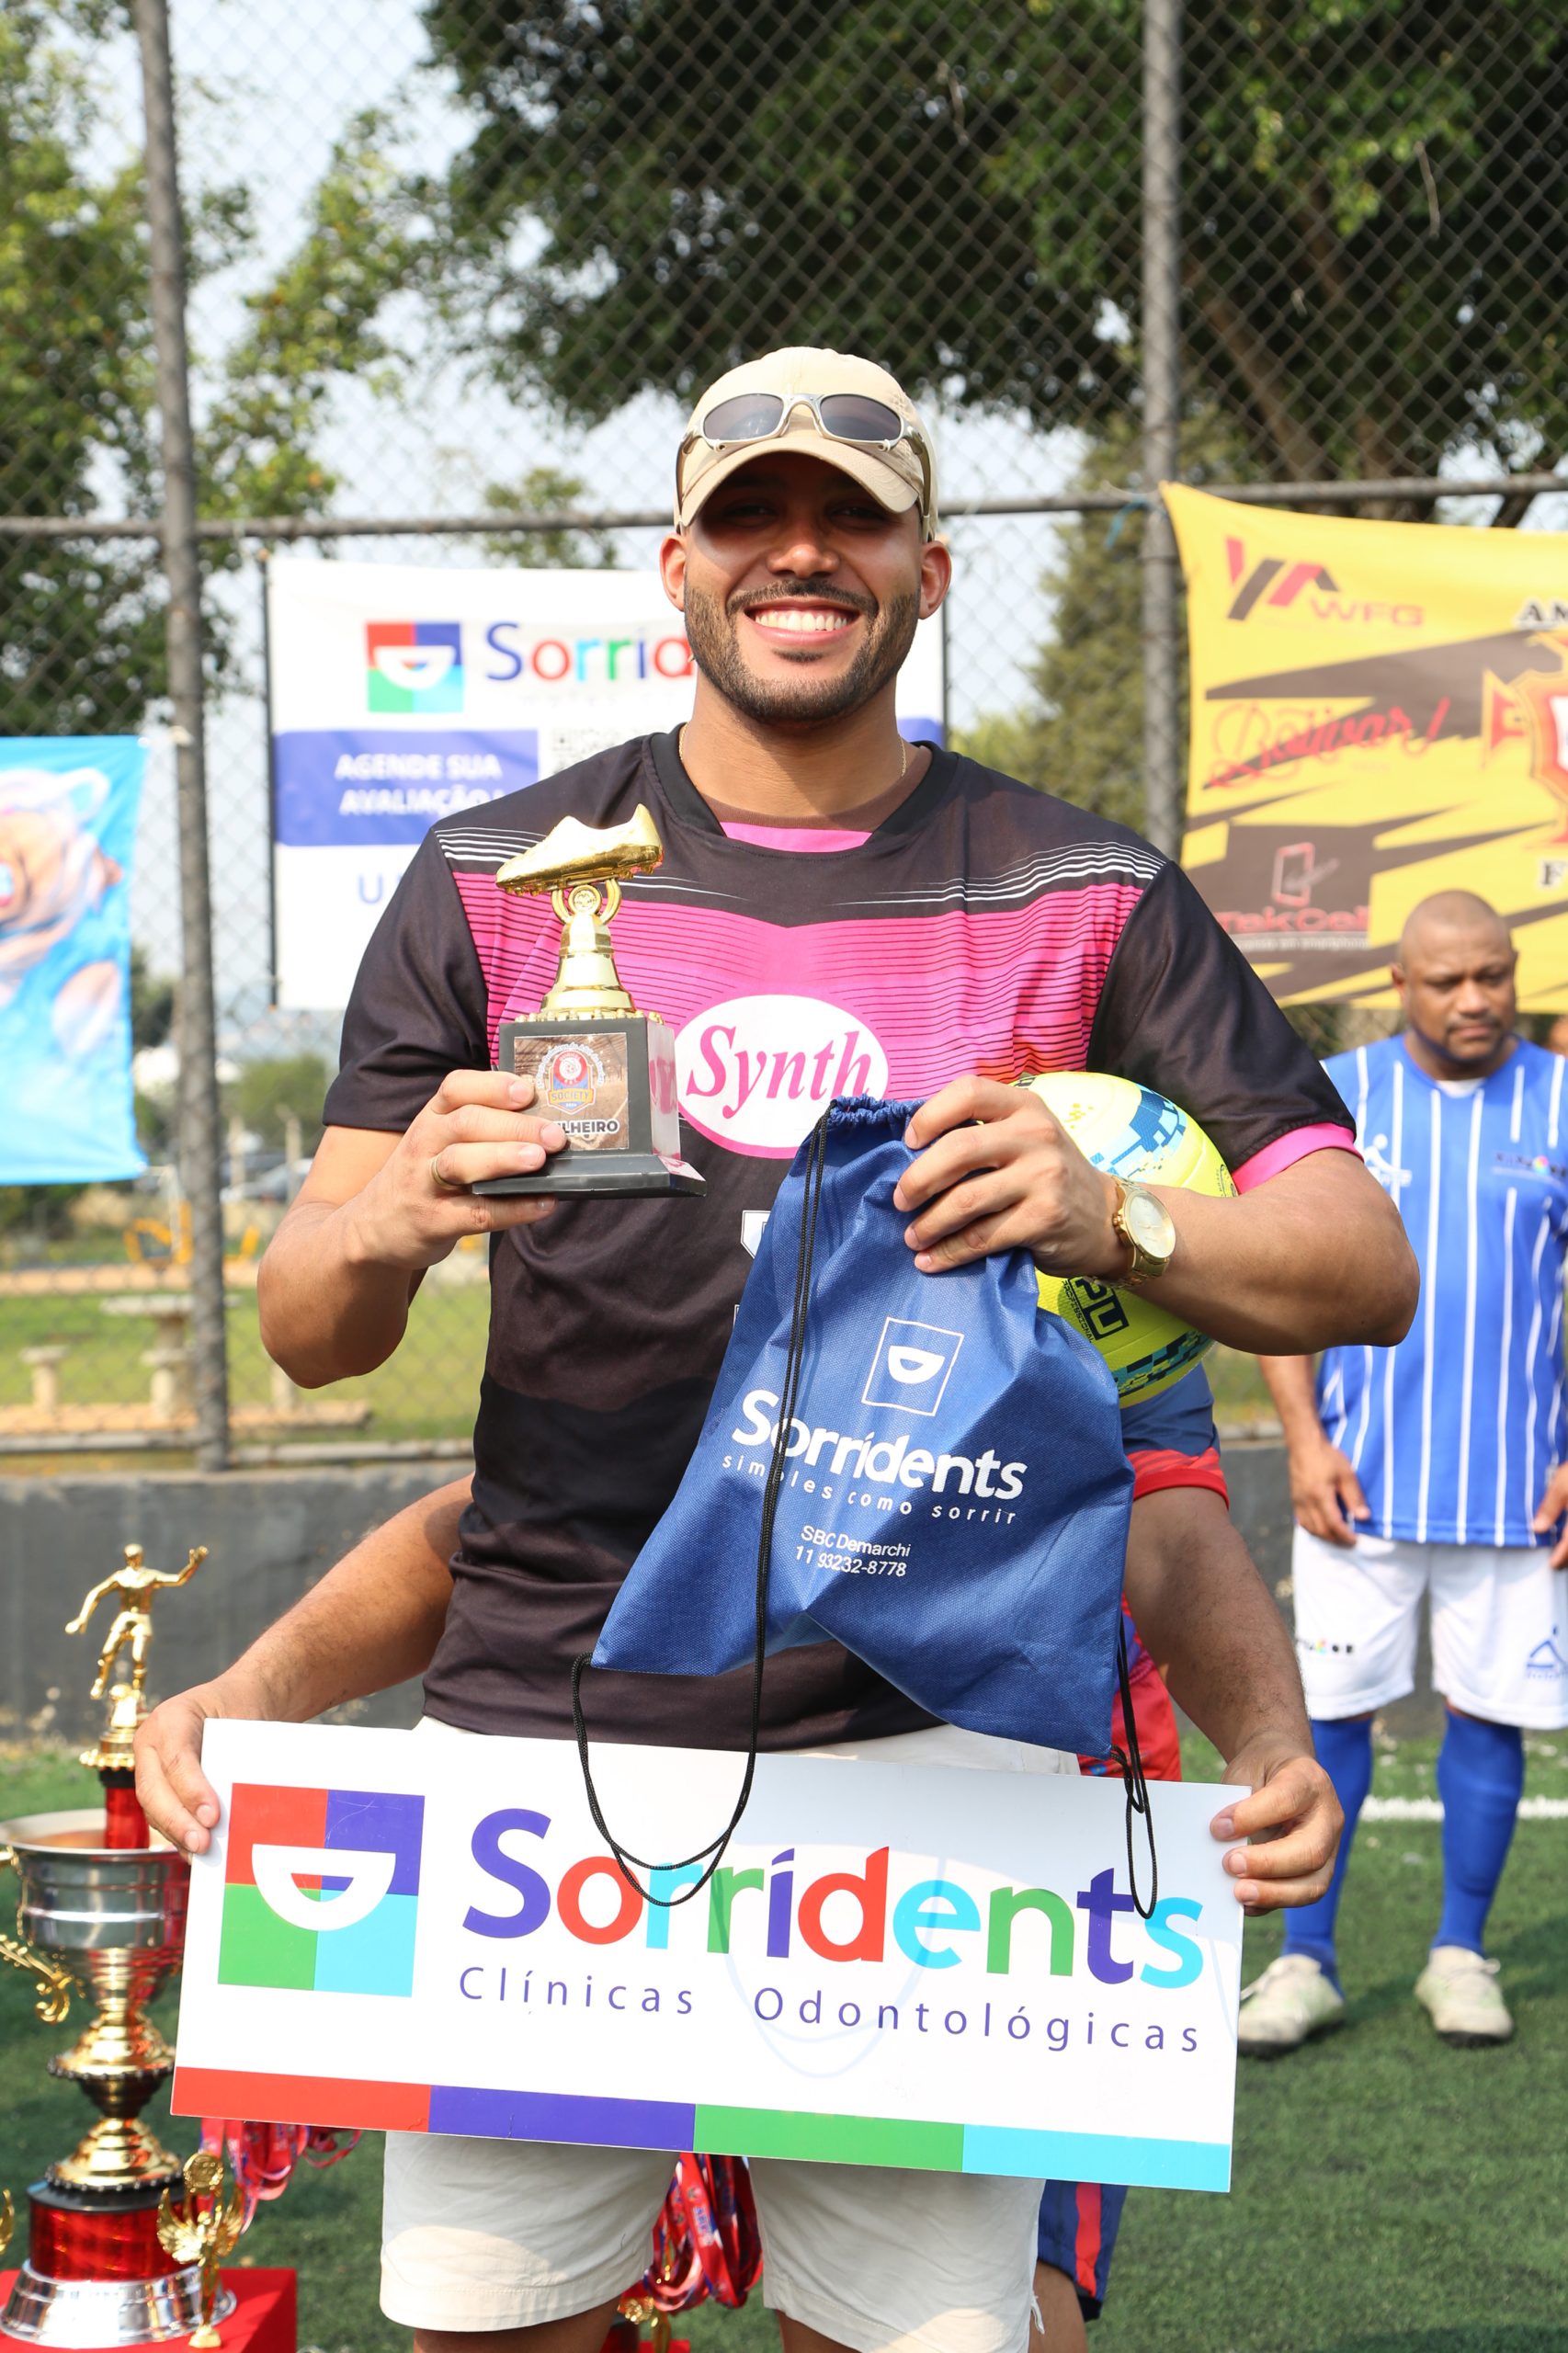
top-left (0, 1810), bottom-right (233, 2346)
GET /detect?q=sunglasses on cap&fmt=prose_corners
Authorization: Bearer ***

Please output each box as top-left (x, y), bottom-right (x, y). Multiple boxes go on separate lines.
top-left (680, 391), bottom-right (935, 529)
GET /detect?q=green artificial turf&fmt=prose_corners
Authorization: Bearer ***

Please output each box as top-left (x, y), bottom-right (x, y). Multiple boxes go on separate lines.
top-left (2, 1742), bottom-right (1563, 2353)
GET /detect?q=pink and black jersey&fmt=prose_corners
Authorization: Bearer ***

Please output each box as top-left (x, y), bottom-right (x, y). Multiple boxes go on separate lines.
top-left (326, 732), bottom-right (1351, 1748)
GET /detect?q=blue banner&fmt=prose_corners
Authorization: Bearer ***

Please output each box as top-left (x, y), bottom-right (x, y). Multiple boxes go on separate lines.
top-left (274, 729), bottom-right (540, 847)
top-left (0, 737), bottom-right (146, 1183)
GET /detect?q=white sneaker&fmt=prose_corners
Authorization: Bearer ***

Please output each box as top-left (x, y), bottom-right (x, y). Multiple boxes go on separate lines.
top-left (1414, 1946), bottom-right (1515, 2046)
top-left (1236, 1953), bottom-right (1346, 2057)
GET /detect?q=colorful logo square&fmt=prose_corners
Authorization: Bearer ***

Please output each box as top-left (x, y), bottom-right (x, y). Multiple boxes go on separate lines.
top-left (365, 621), bottom-right (463, 713)
top-left (220, 1785), bottom-right (425, 1997)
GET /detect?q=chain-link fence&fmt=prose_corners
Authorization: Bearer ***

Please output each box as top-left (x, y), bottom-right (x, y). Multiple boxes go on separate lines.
top-left (2, 0), bottom-right (1564, 1465)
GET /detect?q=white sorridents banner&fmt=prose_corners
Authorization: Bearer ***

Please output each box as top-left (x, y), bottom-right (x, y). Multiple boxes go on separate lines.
top-left (267, 558), bottom-right (947, 1010)
top-left (173, 1723), bottom-right (1240, 2194)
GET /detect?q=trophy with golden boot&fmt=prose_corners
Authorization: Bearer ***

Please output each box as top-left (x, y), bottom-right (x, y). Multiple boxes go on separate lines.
top-left (472, 803), bottom-right (705, 1199)
top-left (0, 1543), bottom-right (214, 2344)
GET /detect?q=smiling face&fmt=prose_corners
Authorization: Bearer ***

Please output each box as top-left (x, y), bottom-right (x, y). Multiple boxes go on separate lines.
top-left (661, 451), bottom-right (950, 730)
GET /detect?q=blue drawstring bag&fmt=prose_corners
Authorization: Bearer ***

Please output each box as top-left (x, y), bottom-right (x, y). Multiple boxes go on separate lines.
top-left (574, 1097), bottom-right (1153, 1905)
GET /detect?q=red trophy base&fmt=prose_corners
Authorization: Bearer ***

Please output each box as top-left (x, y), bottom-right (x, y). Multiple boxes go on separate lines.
top-left (23, 2185), bottom-right (181, 2287)
top-left (1, 2183), bottom-right (239, 2348)
top-left (0, 2273), bottom-right (293, 2353)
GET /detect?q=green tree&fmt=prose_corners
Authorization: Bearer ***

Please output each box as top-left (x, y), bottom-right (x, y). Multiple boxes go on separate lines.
top-left (0, 7), bottom-right (166, 733)
top-left (957, 411), bottom-right (1245, 824)
top-left (230, 1054), bottom-right (330, 1152)
top-left (421, 0), bottom-right (1568, 485)
top-left (196, 112), bottom-right (426, 521)
top-left (1, 17), bottom-right (423, 735)
top-left (479, 465), bottom-right (619, 568)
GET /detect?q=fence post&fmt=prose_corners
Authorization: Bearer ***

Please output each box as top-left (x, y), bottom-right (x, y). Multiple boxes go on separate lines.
top-left (133, 0), bottom-right (230, 1471)
top-left (1141, 0), bottom-right (1184, 858)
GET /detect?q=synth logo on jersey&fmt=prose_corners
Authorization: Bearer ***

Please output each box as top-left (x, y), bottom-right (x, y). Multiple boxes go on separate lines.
top-left (366, 622), bottom-right (464, 714)
top-left (220, 1784), bottom-right (425, 1996)
top-left (676, 995), bottom-right (890, 1157)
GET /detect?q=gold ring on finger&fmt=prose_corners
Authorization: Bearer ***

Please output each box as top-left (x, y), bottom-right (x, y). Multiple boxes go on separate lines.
top-left (430, 1154), bottom-right (464, 1194)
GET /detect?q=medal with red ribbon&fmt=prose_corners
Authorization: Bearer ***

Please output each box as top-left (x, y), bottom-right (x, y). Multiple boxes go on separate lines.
top-left (614, 2154), bottom-right (763, 2351)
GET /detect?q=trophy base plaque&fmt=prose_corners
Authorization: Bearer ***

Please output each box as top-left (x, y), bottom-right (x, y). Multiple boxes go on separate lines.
top-left (474, 1017), bottom-right (704, 1200)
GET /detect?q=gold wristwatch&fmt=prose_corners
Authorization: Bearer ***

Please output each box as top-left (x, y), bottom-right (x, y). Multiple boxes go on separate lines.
top-left (1108, 1174), bottom-right (1176, 1288)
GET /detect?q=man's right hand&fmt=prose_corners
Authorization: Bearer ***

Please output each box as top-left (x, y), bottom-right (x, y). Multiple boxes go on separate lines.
top-left (337, 1073), bottom-right (568, 1272)
top-left (1288, 1432), bottom-right (1371, 1546)
top-left (134, 1683), bottom-right (229, 1855)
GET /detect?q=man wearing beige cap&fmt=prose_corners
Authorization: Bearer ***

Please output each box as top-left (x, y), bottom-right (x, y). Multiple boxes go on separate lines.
top-left (140, 347), bottom-right (1415, 2353)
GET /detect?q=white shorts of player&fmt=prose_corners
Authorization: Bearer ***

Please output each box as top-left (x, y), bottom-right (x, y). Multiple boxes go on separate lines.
top-left (1291, 1526), bottom-right (1568, 1730)
top-left (381, 1718), bottom-right (1075, 2353)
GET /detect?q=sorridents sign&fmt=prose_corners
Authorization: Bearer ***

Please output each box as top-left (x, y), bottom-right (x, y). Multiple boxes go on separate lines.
top-left (267, 559), bottom-right (696, 1011)
top-left (267, 559), bottom-right (946, 1012)
top-left (173, 1724), bottom-right (1242, 2194)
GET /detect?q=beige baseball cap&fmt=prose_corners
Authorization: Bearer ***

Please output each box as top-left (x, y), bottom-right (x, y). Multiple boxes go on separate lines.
top-left (676, 347), bottom-right (938, 537)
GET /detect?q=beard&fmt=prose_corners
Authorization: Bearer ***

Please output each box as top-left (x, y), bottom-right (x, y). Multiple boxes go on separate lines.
top-left (684, 575), bottom-right (920, 727)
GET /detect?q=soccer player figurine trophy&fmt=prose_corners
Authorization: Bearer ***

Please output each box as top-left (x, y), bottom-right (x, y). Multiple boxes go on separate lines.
top-left (472, 804), bottom-right (705, 1200)
top-left (0, 1541), bottom-right (234, 2345)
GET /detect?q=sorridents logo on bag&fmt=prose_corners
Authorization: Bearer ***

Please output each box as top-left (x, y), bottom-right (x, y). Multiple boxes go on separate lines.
top-left (219, 1784), bottom-right (425, 1996)
top-left (366, 622), bottom-right (464, 714)
top-left (862, 1317), bottom-right (963, 1417)
top-left (728, 1388), bottom-right (1027, 1506)
top-left (676, 995), bottom-right (889, 1157)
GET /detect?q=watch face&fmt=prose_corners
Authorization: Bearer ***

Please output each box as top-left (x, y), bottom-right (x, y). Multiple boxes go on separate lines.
top-left (1127, 1188), bottom-right (1176, 1256)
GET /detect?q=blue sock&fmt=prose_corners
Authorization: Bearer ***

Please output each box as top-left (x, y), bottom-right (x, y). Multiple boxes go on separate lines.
top-left (1433, 1710), bottom-right (1523, 1957)
top-left (1281, 1715), bottom-right (1374, 1991)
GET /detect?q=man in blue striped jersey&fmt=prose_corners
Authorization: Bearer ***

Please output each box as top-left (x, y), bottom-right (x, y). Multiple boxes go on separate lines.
top-left (1244, 892), bottom-right (1568, 2053)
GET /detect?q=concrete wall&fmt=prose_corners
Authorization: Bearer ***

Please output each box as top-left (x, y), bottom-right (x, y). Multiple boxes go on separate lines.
top-left (0, 1465), bottom-right (451, 1745)
top-left (0, 1448), bottom-right (1437, 1747)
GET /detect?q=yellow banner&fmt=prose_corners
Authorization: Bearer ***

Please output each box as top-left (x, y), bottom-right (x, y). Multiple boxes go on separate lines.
top-left (1167, 484), bottom-right (1568, 1009)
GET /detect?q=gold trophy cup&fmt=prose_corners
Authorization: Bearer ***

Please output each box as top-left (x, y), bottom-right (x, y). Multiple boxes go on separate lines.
top-left (0, 1543), bottom-right (218, 2345)
top-left (472, 803), bottom-right (705, 1199)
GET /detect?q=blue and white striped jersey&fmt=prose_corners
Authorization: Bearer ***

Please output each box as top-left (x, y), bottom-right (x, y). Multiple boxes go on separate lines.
top-left (1316, 1037), bottom-right (1568, 1547)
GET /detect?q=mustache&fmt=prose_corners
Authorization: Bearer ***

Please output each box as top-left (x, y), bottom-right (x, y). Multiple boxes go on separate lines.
top-left (727, 580), bottom-right (875, 620)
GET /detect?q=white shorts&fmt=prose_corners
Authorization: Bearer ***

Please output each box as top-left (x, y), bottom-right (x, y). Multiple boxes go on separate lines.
top-left (1291, 1526), bottom-right (1568, 1729)
top-left (382, 1720), bottom-right (1073, 2352)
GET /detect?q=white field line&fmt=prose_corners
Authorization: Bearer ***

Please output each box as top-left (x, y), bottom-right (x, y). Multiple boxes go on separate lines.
top-left (1360, 1795), bottom-right (1568, 1822)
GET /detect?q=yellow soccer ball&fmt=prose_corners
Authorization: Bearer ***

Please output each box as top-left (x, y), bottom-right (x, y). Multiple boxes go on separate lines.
top-left (1019, 1070), bottom-right (1235, 1405)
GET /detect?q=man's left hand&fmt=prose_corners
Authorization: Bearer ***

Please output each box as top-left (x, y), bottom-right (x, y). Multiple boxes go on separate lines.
top-left (1532, 1461), bottom-right (1568, 1568)
top-left (895, 1076), bottom-right (1124, 1276)
top-left (1210, 1736), bottom-right (1343, 1914)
